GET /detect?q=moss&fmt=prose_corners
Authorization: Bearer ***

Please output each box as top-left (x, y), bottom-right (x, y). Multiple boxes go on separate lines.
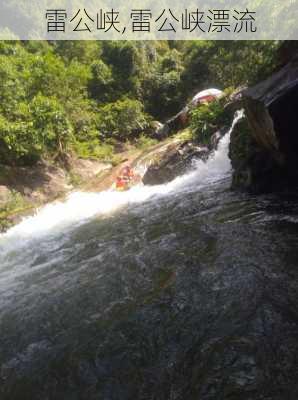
top-left (229, 117), bottom-right (256, 170)
top-left (173, 128), bottom-right (193, 141)
top-left (229, 116), bottom-right (255, 189)
top-left (229, 114), bottom-right (278, 192)
top-left (136, 135), bottom-right (158, 150)
top-left (68, 172), bottom-right (83, 187)
top-left (0, 191), bottom-right (33, 232)
top-left (73, 140), bottom-right (115, 162)
top-left (0, 190), bottom-right (29, 214)
top-left (190, 98), bottom-right (232, 145)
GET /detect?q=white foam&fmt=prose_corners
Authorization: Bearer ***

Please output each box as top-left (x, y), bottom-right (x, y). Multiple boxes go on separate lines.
top-left (0, 111), bottom-right (244, 252)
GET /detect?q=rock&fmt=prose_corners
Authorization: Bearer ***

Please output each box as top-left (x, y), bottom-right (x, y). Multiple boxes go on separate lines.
top-left (70, 159), bottom-right (112, 181)
top-left (0, 185), bottom-right (11, 206)
top-left (142, 120), bottom-right (165, 140)
top-left (210, 128), bottom-right (226, 149)
top-left (153, 107), bottom-right (190, 140)
top-left (142, 140), bottom-right (209, 186)
top-left (142, 122), bottom-right (228, 186)
top-left (151, 120), bottom-right (163, 130)
top-left (224, 86), bottom-right (247, 114)
top-left (168, 106), bottom-right (190, 131)
top-left (150, 120), bottom-right (164, 136)
top-left (276, 41), bottom-right (298, 68)
top-left (229, 55), bottom-right (298, 192)
top-left (244, 57), bottom-right (298, 164)
top-left (0, 158), bottom-right (113, 205)
top-left (229, 114), bottom-right (279, 192)
top-left (155, 123), bottom-right (170, 140)
top-left (34, 164), bottom-right (71, 199)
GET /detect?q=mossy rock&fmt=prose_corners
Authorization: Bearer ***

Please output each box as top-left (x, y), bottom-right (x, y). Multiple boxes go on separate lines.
top-left (229, 114), bottom-right (280, 192)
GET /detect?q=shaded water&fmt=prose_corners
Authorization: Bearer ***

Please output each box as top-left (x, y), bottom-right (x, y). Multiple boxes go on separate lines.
top-left (1, 116), bottom-right (298, 399)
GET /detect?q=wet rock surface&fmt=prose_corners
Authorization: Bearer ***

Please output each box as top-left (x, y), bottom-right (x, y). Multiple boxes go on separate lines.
top-left (142, 130), bottom-right (225, 186)
top-left (0, 159), bottom-right (112, 202)
top-left (0, 158), bottom-right (114, 232)
top-left (229, 54), bottom-right (298, 192)
top-left (142, 140), bottom-right (209, 185)
top-left (229, 114), bottom-right (282, 192)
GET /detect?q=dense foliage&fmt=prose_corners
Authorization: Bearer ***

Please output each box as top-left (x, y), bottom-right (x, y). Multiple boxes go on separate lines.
top-left (0, 40), bottom-right (279, 166)
top-left (190, 96), bottom-right (231, 144)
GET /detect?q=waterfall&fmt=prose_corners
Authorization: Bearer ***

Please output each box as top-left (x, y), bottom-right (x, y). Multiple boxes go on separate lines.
top-left (0, 111), bottom-right (244, 248)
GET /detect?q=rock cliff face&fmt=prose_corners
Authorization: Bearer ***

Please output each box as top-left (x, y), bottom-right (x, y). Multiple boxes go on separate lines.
top-left (142, 129), bottom-right (226, 186)
top-left (229, 114), bottom-right (282, 192)
top-left (142, 140), bottom-right (209, 186)
top-left (230, 54), bottom-right (298, 192)
top-left (0, 159), bottom-right (113, 232)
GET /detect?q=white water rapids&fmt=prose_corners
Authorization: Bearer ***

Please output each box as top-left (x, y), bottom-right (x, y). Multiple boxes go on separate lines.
top-left (2, 109), bottom-right (298, 400)
top-left (0, 111), bottom-right (243, 253)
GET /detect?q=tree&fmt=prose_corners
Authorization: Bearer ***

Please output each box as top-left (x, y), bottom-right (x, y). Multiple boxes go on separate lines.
top-left (97, 98), bottom-right (150, 140)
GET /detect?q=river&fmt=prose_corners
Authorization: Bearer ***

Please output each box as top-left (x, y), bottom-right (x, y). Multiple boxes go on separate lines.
top-left (1, 114), bottom-right (298, 399)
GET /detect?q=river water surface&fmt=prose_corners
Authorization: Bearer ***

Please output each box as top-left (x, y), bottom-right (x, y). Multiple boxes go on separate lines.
top-left (1, 115), bottom-right (298, 399)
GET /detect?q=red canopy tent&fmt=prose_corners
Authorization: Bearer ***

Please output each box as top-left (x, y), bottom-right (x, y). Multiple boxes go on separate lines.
top-left (191, 88), bottom-right (223, 106)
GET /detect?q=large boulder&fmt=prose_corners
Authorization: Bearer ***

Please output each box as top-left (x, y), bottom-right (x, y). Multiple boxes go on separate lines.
top-left (70, 159), bottom-right (112, 181)
top-left (154, 107), bottom-right (189, 140)
top-left (142, 140), bottom-right (209, 186)
top-left (243, 61), bottom-right (298, 166)
top-left (141, 117), bottom-right (229, 186)
top-left (229, 114), bottom-right (281, 192)
top-left (229, 54), bottom-right (298, 192)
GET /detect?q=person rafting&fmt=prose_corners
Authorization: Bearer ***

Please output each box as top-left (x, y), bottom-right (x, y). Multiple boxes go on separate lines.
top-left (122, 166), bottom-right (134, 181)
top-left (115, 176), bottom-right (127, 191)
top-left (115, 166), bottom-right (135, 191)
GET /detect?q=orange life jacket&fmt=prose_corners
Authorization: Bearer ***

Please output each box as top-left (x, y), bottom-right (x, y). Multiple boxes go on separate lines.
top-left (116, 178), bottom-right (126, 188)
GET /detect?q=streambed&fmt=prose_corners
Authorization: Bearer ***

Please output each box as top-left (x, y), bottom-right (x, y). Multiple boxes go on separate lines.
top-left (1, 121), bottom-right (298, 399)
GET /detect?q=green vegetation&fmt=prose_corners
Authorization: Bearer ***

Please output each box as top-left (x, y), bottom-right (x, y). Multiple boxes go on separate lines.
top-left (136, 135), bottom-right (158, 151)
top-left (97, 98), bottom-right (151, 140)
top-left (0, 189), bottom-right (31, 231)
top-left (181, 41), bottom-right (278, 94)
top-left (0, 40), bottom-right (279, 167)
top-left (173, 128), bottom-right (193, 142)
top-left (0, 190), bottom-right (28, 213)
top-left (190, 96), bottom-right (231, 143)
